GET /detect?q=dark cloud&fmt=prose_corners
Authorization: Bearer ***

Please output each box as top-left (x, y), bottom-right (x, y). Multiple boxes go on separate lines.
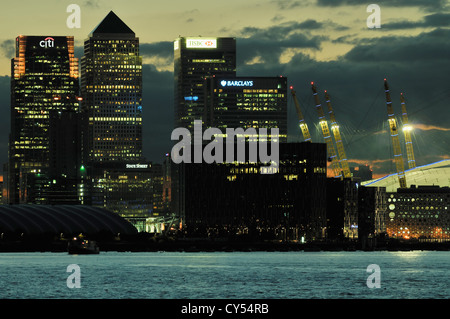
top-left (384, 13), bottom-right (450, 30)
top-left (316, 0), bottom-right (449, 11)
top-left (271, 0), bottom-right (304, 10)
top-left (83, 0), bottom-right (101, 8)
top-left (344, 28), bottom-right (450, 62)
top-left (141, 64), bottom-right (174, 163)
top-left (237, 21), bottom-right (327, 64)
top-left (140, 41), bottom-right (174, 58)
top-left (0, 39), bottom-right (15, 59)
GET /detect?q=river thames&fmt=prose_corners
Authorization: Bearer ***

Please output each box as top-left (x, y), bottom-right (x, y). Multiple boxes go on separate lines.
top-left (1, 250), bottom-right (449, 299)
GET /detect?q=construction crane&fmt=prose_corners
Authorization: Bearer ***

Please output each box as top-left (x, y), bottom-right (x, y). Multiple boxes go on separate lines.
top-left (324, 90), bottom-right (352, 178)
top-left (384, 79), bottom-right (407, 188)
top-left (311, 82), bottom-right (342, 178)
top-left (290, 86), bottom-right (312, 142)
top-left (400, 93), bottom-right (416, 170)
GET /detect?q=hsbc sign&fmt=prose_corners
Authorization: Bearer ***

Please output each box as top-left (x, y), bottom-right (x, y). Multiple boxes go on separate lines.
top-left (39, 37), bottom-right (54, 48)
top-left (186, 38), bottom-right (217, 49)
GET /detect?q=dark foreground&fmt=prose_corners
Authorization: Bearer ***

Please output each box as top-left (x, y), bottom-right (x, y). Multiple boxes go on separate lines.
top-left (1, 236), bottom-right (450, 252)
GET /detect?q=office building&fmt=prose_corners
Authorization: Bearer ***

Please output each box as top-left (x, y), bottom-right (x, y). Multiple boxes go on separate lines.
top-left (174, 142), bottom-right (327, 241)
top-left (174, 37), bottom-right (236, 131)
top-left (358, 186), bottom-right (387, 248)
top-left (7, 35), bottom-right (81, 204)
top-left (204, 76), bottom-right (288, 142)
top-left (80, 11), bottom-right (148, 214)
top-left (386, 185), bottom-right (450, 240)
top-left (85, 162), bottom-right (163, 230)
top-left (81, 11), bottom-right (143, 164)
top-left (326, 177), bottom-right (359, 240)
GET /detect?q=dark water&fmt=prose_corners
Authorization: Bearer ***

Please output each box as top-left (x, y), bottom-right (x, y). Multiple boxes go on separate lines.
top-left (1, 251), bottom-right (449, 299)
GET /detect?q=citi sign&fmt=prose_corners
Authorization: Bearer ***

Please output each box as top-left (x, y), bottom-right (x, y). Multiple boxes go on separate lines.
top-left (186, 38), bottom-right (217, 49)
top-left (221, 80), bottom-right (254, 87)
top-left (40, 37), bottom-right (55, 48)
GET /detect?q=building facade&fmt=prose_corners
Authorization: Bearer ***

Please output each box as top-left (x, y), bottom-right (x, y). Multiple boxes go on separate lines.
top-left (387, 185), bottom-right (450, 240)
top-left (326, 177), bottom-right (359, 240)
top-left (204, 76), bottom-right (288, 142)
top-left (174, 37), bottom-right (236, 132)
top-left (7, 35), bottom-right (81, 204)
top-left (358, 185), bottom-right (387, 248)
top-left (80, 11), bottom-right (149, 217)
top-left (81, 11), bottom-right (143, 164)
top-left (174, 142), bottom-right (327, 241)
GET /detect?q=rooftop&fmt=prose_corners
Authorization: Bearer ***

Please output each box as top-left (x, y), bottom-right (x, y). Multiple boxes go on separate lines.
top-left (89, 11), bottom-right (135, 37)
top-left (362, 159), bottom-right (450, 192)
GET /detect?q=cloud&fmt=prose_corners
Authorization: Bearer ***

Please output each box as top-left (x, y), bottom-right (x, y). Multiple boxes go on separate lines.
top-left (344, 28), bottom-right (450, 62)
top-left (0, 39), bottom-right (15, 59)
top-left (413, 124), bottom-right (450, 131)
top-left (384, 13), bottom-right (450, 30)
top-left (237, 21), bottom-right (327, 65)
top-left (83, 0), bottom-right (101, 8)
top-left (140, 41), bottom-right (174, 71)
top-left (271, 0), bottom-right (312, 10)
top-left (141, 64), bottom-right (174, 162)
top-left (316, 0), bottom-right (449, 11)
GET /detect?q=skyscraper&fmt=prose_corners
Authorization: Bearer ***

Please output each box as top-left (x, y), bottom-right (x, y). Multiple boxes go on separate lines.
top-left (81, 11), bottom-right (143, 164)
top-left (204, 76), bottom-right (288, 142)
top-left (7, 35), bottom-right (81, 204)
top-left (174, 37), bottom-right (236, 131)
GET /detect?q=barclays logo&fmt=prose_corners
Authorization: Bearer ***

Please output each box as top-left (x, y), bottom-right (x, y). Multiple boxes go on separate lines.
top-left (221, 80), bottom-right (254, 87)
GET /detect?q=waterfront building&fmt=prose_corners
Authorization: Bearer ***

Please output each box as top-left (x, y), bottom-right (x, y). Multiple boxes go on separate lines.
top-left (174, 142), bottom-right (327, 241)
top-left (85, 162), bottom-right (163, 231)
top-left (174, 37), bottom-right (236, 132)
top-left (358, 185), bottom-right (387, 248)
top-left (387, 185), bottom-right (450, 240)
top-left (203, 76), bottom-right (288, 142)
top-left (81, 11), bottom-right (143, 164)
top-left (326, 177), bottom-right (359, 240)
top-left (7, 35), bottom-right (81, 204)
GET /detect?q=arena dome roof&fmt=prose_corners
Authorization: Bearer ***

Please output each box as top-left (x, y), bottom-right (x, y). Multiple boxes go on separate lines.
top-left (0, 205), bottom-right (137, 236)
top-left (362, 159), bottom-right (450, 192)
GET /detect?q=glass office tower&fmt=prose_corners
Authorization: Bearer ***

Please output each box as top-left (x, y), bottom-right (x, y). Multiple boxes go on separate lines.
top-left (7, 35), bottom-right (81, 204)
top-left (174, 37), bottom-right (236, 132)
top-left (204, 76), bottom-right (288, 142)
top-left (81, 11), bottom-right (143, 164)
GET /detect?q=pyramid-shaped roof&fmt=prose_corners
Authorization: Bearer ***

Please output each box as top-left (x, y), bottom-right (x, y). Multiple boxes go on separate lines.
top-left (90, 11), bottom-right (135, 37)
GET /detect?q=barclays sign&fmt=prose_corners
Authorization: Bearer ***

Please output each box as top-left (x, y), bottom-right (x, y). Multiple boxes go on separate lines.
top-left (220, 80), bottom-right (254, 87)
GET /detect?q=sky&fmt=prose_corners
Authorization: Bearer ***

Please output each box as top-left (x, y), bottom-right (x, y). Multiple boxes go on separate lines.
top-left (0, 0), bottom-right (449, 179)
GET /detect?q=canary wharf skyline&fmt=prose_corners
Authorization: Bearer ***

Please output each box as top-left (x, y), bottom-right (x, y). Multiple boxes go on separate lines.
top-left (0, 0), bottom-right (449, 179)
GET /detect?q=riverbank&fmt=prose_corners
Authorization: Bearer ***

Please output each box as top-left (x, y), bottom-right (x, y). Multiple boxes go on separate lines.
top-left (1, 237), bottom-right (449, 252)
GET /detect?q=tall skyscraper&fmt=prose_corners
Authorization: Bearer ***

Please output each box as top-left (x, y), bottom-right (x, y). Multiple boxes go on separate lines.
top-left (81, 11), bottom-right (143, 164)
top-left (7, 35), bottom-right (81, 204)
top-left (174, 37), bottom-right (236, 131)
top-left (204, 76), bottom-right (288, 142)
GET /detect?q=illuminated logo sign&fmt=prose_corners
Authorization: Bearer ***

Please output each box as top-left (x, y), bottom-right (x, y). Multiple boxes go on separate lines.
top-left (186, 38), bottom-right (217, 49)
top-left (39, 37), bottom-right (54, 48)
top-left (126, 163), bottom-right (149, 169)
top-left (220, 80), bottom-right (254, 87)
top-left (184, 96), bottom-right (199, 101)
